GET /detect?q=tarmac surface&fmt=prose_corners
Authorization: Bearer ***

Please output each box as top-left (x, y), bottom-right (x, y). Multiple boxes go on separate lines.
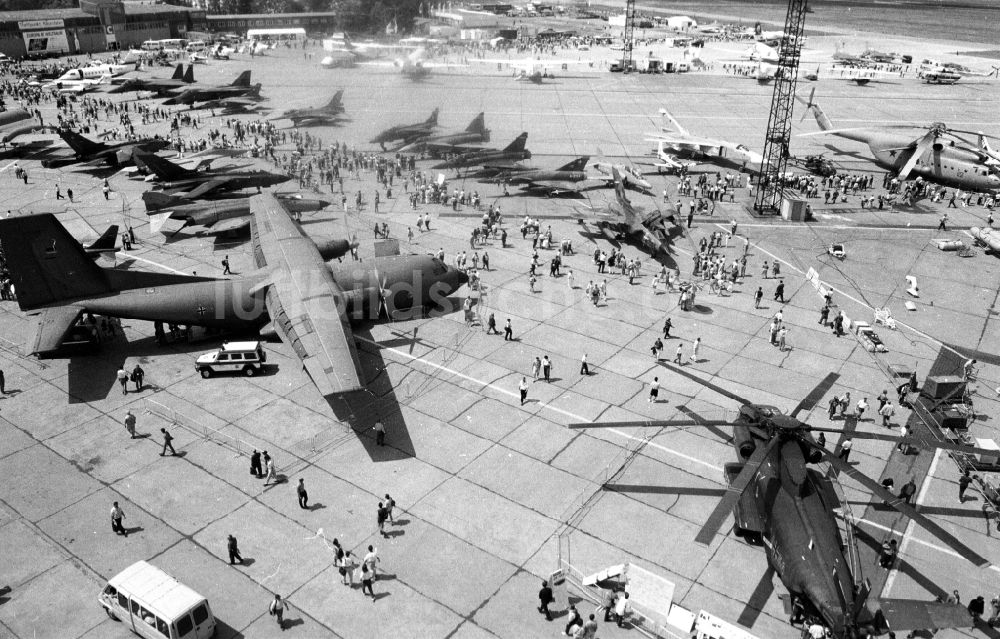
top-left (1, 16), bottom-right (1000, 639)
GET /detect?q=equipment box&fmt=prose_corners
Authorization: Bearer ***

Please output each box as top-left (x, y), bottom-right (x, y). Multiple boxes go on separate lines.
top-left (922, 375), bottom-right (965, 401)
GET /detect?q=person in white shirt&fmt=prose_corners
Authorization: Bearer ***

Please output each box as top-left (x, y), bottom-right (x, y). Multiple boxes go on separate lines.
top-left (648, 377), bottom-right (660, 403)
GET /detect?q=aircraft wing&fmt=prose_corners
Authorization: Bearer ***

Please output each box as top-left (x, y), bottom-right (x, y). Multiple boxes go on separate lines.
top-left (249, 194), bottom-right (363, 396)
top-left (207, 217), bottom-right (249, 234)
top-left (183, 177), bottom-right (232, 199)
top-left (29, 305), bottom-right (85, 355)
top-left (878, 599), bottom-right (975, 632)
top-left (527, 179), bottom-right (602, 194)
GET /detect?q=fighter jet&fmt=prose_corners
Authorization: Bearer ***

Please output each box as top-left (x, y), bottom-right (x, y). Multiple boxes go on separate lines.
top-left (798, 88), bottom-right (1000, 193)
top-left (162, 71), bottom-right (262, 106)
top-left (397, 112), bottom-right (490, 155)
top-left (0, 201), bottom-right (467, 399)
top-left (493, 157), bottom-right (604, 196)
top-left (575, 167), bottom-right (679, 266)
top-left (272, 91), bottom-right (345, 127)
top-left (370, 108), bottom-right (438, 150)
top-left (109, 64), bottom-right (195, 95)
top-left (645, 109), bottom-right (763, 172)
top-left (136, 152), bottom-right (290, 198)
top-left (432, 132), bottom-right (531, 170)
top-left (142, 191), bottom-right (331, 235)
top-left (40, 130), bottom-right (170, 169)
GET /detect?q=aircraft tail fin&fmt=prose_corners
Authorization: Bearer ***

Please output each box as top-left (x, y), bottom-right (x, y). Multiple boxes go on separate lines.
top-left (557, 156), bottom-right (589, 172)
top-left (142, 190), bottom-right (184, 212)
top-left (799, 87), bottom-right (834, 130)
top-left (0, 213), bottom-right (111, 311)
top-left (86, 224), bottom-right (119, 252)
top-left (504, 132), bottom-right (528, 153)
top-left (182, 64), bottom-right (194, 83)
top-left (248, 83), bottom-right (262, 97)
top-left (326, 90), bottom-right (343, 111)
top-left (231, 70), bottom-right (251, 87)
top-left (978, 132), bottom-right (997, 160)
top-left (135, 152), bottom-right (195, 181)
top-left (465, 112), bottom-right (486, 135)
top-left (427, 107), bottom-right (439, 125)
top-left (659, 109), bottom-right (689, 136)
top-left (169, 63), bottom-right (184, 80)
top-left (59, 130), bottom-right (106, 157)
top-left (612, 167), bottom-right (632, 209)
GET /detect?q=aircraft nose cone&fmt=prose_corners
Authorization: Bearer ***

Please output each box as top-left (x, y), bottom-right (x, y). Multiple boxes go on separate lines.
top-left (318, 200), bottom-right (332, 209)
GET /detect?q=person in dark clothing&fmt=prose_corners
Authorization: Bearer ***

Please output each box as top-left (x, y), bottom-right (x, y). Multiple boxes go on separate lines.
top-left (250, 450), bottom-right (262, 477)
top-left (969, 595), bottom-right (986, 621)
top-left (774, 281), bottom-right (785, 303)
top-left (227, 534), bottom-right (243, 564)
top-left (537, 581), bottom-right (554, 621)
top-left (898, 479), bottom-right (917, 504)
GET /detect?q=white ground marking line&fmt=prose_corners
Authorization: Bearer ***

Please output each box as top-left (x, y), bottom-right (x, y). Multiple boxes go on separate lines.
top-left (882, 447), bottom-right (942, 594)
top-left (114, 252), bottom-right (188, 275)
top-left (716, 224), bottom-right (959, 356)
top-left (0, 160), bottom-right (19, 173)
top-left (355, 335), bottom-right (723, 474)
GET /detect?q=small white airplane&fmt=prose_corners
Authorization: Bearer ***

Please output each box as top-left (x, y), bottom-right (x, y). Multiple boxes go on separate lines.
top-left (56, 61), bottom-right (136, 82)
top-left (646, 108), bottom-right (763, 171)
top-left (590, 147), bottom-right (653, 192)
top-left (43, 73), bottom-right (112, 94)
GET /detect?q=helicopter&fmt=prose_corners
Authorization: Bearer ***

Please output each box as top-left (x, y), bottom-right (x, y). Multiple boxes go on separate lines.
top-left (569, 368), bottom-right (994, 638)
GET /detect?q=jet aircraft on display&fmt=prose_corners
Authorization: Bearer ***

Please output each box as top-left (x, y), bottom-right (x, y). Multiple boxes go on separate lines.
top-left (110, 64), bottom-right (195, 95)
top-left (0, 199), bottom-right (467, 397)
top-left (143, 191), bottom-right (331, 235)
top-left (136, 152), bottom-right (290, 198)
top-left (646, 109), bottom-right (764, 171)
top-left (486, 156), bottom-right (603, 195)
top-left (40, 130), bottom-right (170, 169)
top-left (432, 132), bottom-right (531, 170)
top-left (370, 108), bottom-right (438, 150)
top-left (273, 91), bottom-right (345, 127)
top-left (396, 112), bottom-right (490, 155)
top-left (162, 71), bottom-right (262, 106)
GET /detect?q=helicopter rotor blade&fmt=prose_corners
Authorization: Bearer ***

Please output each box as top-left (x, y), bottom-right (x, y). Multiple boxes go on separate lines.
top-left (820, 449), bottom-right (990, 568)
top-left (695, 437), bottom-right (779, 545)
top-left (567, 419), bottom-right (732, 430)
top-left (808, 427), bottom-right (1000, 457)
top-left (896, 129), bottom-right (935, 181)
top-left (659, 362), bottom-right (753, 407)
top-left (789, 372), bottom-right (840, 419)
top-left (677, 405), bottom-right (733, 443)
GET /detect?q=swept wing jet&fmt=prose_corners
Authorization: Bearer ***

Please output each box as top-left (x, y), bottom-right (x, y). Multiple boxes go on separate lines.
top-left (136, 151), bottom-right (290, 198)
top-left (110, 64), bottom-right (195, 94)
top-left (142, 191), bottom-right (331, 235)
top-left (575, 167), bottom-right (678, 266)
top-left (40, 130), bottom-right (169, 169)
top-left (798, 88), bottom-right (1000, 193)
top-left (272, 91), bottom-right (345, 127)
top-left (397, 112), bottom-right (490, 155)
top-left (162, 70), bottom-right (261, 106)
top-left (432, 132), bottom-right (530, 170)
top-left (646, 108), bottom-right (763, 171)
top-left (370, 108), bottom-right (438, 150)
top-left (497, 156), bottom-right (604, 195)
top-left (0, 203), bottom-right (467, 397)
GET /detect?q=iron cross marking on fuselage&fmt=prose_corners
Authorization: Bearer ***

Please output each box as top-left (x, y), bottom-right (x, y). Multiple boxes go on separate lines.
top-left (195, 305), bottom-right (207, 317)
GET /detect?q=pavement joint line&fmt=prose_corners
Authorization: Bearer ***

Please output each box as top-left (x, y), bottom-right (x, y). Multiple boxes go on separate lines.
top-left (355, 334), bottom-right (724, 473)
top-left (882, 446), bottom-right (943, 595)
top-left (115, 251), bottom-right (190, 274)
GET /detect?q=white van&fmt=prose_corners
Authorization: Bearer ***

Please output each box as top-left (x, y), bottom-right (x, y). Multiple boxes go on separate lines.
top-left (99, 561), bottom-right (216, 639)
top-left (185, 41), bottom-right (207, 53)
top-left (195, 341), bottom-right (266, 378)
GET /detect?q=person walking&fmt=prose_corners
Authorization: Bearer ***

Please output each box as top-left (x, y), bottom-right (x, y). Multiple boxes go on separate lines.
top-left (297, 479), bottom-right (308, 509)
top-left (579, 613), bottom-right (599, 638)
top-left (124, 410), bottom-right (137, 438)
top-left (531, 356), bottom-right (541, 381)
top-left (519, 377), bottom-right (529, 405)
top-left (648, 376), bottom-right (660, 403)
top-left (898, 478), bottom-right (917, 504)
top-left (651, 338), bottom-right (663, 359)
top-left (131, 364), bottom-right (144, 392)
top-left (222, 255), bottom-right (231, 275)
top-left (360, 564), bottom-right (376, 599)
top-left (374, 419), bottom-right (386, 446)
top-left (959, 469), bottom-right (973, 503)
top-left (690, 337), bottom-right (701, 364)
top-left (268, 594), bottom-right (288, 630)
top-left (159, 428), bottom-right (176, 456)
top-left (754, 286), bottom-right (763, 309)
top-left (377, 501), bottom-right (389, 537)
top-left (838, 439), bottom-right (853, 462)
top-left (856, 397), bottom-right (869, 421)
top-left (227, 534), bottom-right (243, 564)
top-left (674, 342), bottom-right (684, 364)
top-left (111, 501), bottom-right (127, 536)
top-left (879, 400), bottom-right (895, 428)
top-left (897, 423), bottom-right (909, 452)
top-left (580, 353), bottom-right (590, 375)
top-left (774, 281), bottom-right (785, 303)
top-left (504, 318), bottom-right (513, 341)
top-left (250, 449), bottom-right (262, 477)
top-left (384, 494), bottom-right (395, 524)
top-left (662, 317), bottom-right (673, 338)
top-left (567, 268), bottom-right (575, 289)
top-left (0, 368), bottom-right (5, 394)
top-left (117, 367), bottom-right (129, 394)
top-left (777, 327), bottom-right (788, 351)
top-left (264, 453), bottom-right (277, 485)
top-left (538, 580), bottom-right (554, 621)
top-left (542, 355), bottom-right (552, 382)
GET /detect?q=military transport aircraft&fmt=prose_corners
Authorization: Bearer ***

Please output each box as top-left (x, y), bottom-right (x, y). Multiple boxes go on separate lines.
top-left (0, 198), bottom-right (467, 397)
top-left (574, 167), bottom-right (678, 266)
top-left (569, 368), bottom-right (994, 638)
top-left (272, 91), bottom-right (345, 127)
top-left (432, 132), bottom-right (530, 170)
top-left (143, 191), bottom-right (331, 235)
top-left (646, 108), bottom-right (764, 172)
top-left (370, 108), bottom-right (439, 150)
top-left (136, 151), bottom-right (290, 198)
top-left (109, 64), bottom-right (194, 95)
top-left (162, 71), bottom-right (262, 106)
top-left (396, 112), bottom-right (490, 155)
top-left (798, 88), bottom-right (1000, 193)
top-left (40, 130), bottom-right (170, 169)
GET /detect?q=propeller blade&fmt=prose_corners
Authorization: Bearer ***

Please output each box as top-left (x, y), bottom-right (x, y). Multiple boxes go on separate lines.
top-left (820, 450), bottom-right (990, 568)
top-left (897, 130), bottom-right (935, 180)
top-left (567, 419), bottom-right (732, 430)
top-left (659, 363), bottom-right (753, 407)
top-left (695, 437), bottom-right (779, 545)
top-left (790, 372), bottom-right (840, 419)
top-left (605, 484), bottom-right (727, 497)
